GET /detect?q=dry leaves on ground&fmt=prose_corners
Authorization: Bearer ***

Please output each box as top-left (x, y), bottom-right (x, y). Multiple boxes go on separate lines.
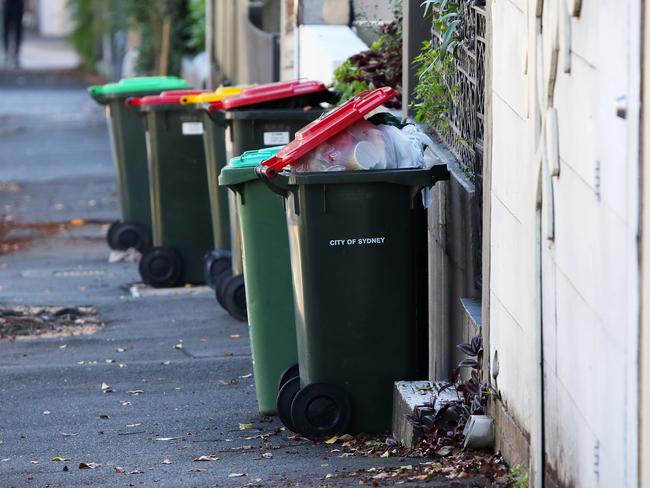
top-left (0, 305), bottom-right (102, 340)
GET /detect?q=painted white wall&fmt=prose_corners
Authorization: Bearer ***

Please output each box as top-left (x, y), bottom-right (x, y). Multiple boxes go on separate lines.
top-left (488, 0), bottom-right (640, 485)
top-left (37, 0), bottom-right (70, 37)
top-left (297, 25), bottom-right (367, 84)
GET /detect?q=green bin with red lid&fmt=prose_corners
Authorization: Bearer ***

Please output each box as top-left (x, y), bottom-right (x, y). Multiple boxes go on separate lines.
top-left (218, 145), bottom-right (298, 414)
top-left (201, 80), bottom-right (337, 322)
top-left (126, 89), bottom-right (215, 287)
top-left (88, 76), bottom-right (189, 252)
top-left (257, 88), bottom-right (450, 436)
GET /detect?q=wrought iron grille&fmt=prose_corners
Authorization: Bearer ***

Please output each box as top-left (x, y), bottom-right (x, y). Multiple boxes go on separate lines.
top-left (431, 0), bottom-right (486, 290)
top-left (431, 1), bottom-right (486, 184)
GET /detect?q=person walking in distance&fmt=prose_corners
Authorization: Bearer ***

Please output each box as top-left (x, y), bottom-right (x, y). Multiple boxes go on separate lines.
top-left (3, 0), bottom-right (24, 68)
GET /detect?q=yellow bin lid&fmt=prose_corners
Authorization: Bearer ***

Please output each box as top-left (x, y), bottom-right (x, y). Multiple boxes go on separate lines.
top-left (180, 86), bottom-right (244, 105)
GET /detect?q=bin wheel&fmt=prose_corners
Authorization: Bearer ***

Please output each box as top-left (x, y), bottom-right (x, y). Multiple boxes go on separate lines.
top-left (203, 250), bottom-right (232, 289)
top-left (214, 269), bottom-right (233, 309)
top-left (277, 376), bottom-right (301, 433)
top-left (290, 383), bottom-right (352, 439)
top-left (139, 247), bottom-right (183, 288)
top-left (278, 363), bottom-right (300, 392)
top-left (107, 220), bottom-right (149, 252)
top-left (222, 274), bottom-right (247, 322)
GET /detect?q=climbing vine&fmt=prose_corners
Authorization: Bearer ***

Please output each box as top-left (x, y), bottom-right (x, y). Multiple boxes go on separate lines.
top-left (411, 0), bottom-right (461, 129)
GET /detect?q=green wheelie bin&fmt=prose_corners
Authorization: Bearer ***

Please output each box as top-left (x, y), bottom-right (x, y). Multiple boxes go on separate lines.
top-left (203, 80), bottom-right (336, 321)
top-left (257, 88), bottom-right (450, 436)
top-left (127, 90), bottom-right (214, 287)
top-left (179, 88), bottom-right (245, 293)
top-left (219, 146), bottom-right (299, 415)
top-left (88, 76), bottom-right (188, 252)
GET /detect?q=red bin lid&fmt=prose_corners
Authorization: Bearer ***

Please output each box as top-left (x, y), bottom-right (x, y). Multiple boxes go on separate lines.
top-left (126, 89), bottom-right (209, 107)
top-left (259, 87), bottom-right (397, 177)
top-left (220, 80), bottom-right (327, 110)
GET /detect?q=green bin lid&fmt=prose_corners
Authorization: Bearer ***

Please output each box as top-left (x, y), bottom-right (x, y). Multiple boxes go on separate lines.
top-left (89, 76), bottom-right (188, 97)
top-left (228, 146), bottom-right (284, 168)
top-left (220, 146), bottom-right (284, 187)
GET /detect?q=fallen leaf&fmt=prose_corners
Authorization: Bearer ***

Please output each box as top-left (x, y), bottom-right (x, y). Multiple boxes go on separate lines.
top-left (118, 363), bottom-right (127, 368)
top-left (1, 458), bottom-right (9, 462)
top-left (62, 465), bottom-right (69, 471)
top-left (380, 450), bottom-right (390, 458)
top-left (126, 423), bottom-right (141, 428)
top-left (61, 432), bottom-right (79, 437)
top-left (261, 452), bottom-right (273, 459)
top-left (161, 459), bottom-right (172, 465)
top-left (105, 359), bottom-right (115, 364)
top-left (31, 460), bottom-right (39, 464)
top-left (129, 470), bottom-right (144, 474)
top-left (101, 382), bottom-right (112, 393)
top-left (43, 411), bottom-right (51, 415)
top-left (325, 473), bottom-right (334, 479)
top-left (155, 437), bottom-right (177, 441)
top-left (70, 218), bottom-right (86, 226)
top-left (59, 345), bottom-right (67, 349)
top-left (162, 361), bottom-right (171, 365)
top-left (229, 334), bottom-right (241, 339)
top-left (173, 343), bottom-right (183, 350)
top-left (228, 473), bottom-right (245, 478)
top-left (338, 434), bottom-right (354, 442)
top-left (116, 348), bottom-right (126, 353)
top-left (434, 446), bottom-right (453, 457)
top-left (239, 423), bottom-right (255, 430)
top-left (189, 468), bottom-right (206, 472)
top-left (114, 466), bottom-right (125, 474)
top-left (127, 390), bottom-right (144, 396)
top-left (193, 455), bottom-right (220, 462)
top-left (99, 415), bottom-right (109, 420)
top-left (324, 436), bottom-right (339, 445)
top-left (239, 373), bottom-right (252, 379)
top-left (51, 456), bottom-right (69, 462)
top-left (79, 462), bottom-right (101, 469)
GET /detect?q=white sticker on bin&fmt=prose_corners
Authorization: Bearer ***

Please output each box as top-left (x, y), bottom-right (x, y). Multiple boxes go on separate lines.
top-left (182, 122), bottom-right (204, 135)
top-left (263, 132), bottom-right (290, 145)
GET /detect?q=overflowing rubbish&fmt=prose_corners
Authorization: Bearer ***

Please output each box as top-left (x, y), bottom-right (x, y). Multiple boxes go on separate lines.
top-left (293, 117), bottom-right (437, 172)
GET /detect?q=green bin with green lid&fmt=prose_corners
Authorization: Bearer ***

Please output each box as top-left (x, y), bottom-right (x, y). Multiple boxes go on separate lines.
top-left (203, 80), bottom-right (336, 321)
top-left (89, 76), bottom-right (189, 252)
top-left (126, 89), bottom-right (213, 287)
top-left (219, 146), bottom-right (299, 415)
top-left (257, 88), bottom-right (450, 436)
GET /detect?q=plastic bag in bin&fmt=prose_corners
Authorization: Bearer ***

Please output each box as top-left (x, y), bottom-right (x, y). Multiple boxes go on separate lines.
top-left (293, 117), bottom-right (437, 172)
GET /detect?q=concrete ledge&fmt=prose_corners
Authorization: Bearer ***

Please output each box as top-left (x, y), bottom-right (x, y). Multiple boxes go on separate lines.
top-left (460, 297), bottom-right (482, 331)
top-left (392, 381), bottom-right (458, 448)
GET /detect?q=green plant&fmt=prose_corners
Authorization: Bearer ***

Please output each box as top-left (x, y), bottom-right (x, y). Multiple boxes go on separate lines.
top-left (332, 4), bottom-right (403, 108)
top-left (407, 335), bottom-right (489, 451)
top-left (122, 0), bottom-right (192, 76)
top-left (508, 465), bottom-right (529, 488)
top-left (185, 0), bottom-right (206, 53)
top-left (67, 0), bottom-right (118, 73)
top-left (411, 0), bottom-right (462, 129)
top-left (68, 0), bottom-right (203, 76)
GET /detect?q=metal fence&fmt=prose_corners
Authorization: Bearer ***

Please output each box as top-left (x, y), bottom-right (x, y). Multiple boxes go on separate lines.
top-left (432, 1), bottom-right (486, 185)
